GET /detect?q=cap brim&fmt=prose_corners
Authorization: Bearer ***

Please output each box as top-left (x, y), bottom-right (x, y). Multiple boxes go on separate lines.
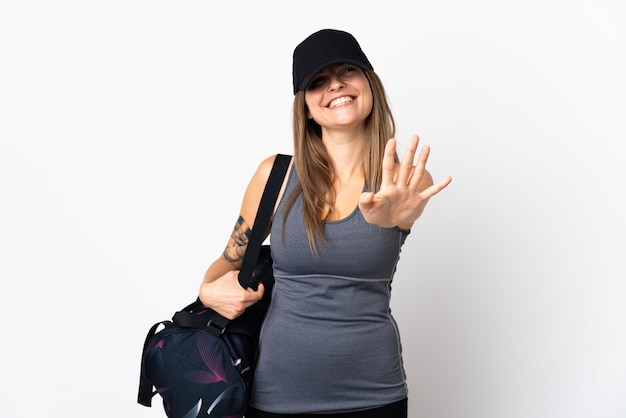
top-left (296, 58), bottom-right (373, 94)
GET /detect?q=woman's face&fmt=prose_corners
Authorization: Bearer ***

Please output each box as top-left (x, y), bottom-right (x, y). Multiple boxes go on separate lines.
top-left (304, 63), bottom-right (373, 131)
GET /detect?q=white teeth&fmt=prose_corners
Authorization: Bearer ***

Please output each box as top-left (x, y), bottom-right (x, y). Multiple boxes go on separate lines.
top-left (329, 96), bottom-right (353, 108)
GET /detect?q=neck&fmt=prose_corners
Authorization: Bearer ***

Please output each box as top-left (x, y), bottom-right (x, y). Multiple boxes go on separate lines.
top-left (322, 129), bottom-right (365, 169)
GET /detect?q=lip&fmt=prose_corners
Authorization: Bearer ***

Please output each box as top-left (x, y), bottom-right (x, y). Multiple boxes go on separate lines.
top-left (327, 95), bottom-right (355, 108)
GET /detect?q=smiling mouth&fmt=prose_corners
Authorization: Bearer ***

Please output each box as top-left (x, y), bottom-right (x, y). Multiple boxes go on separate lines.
top-left (328, 96), bottom-right (354, 108)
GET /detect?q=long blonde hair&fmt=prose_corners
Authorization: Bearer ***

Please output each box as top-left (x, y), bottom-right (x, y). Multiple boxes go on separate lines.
top-left (283, 70), bottom-right (398, 252)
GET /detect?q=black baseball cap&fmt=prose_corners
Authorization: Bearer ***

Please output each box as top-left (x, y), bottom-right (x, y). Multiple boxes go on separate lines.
top-left (292, 29), bottom-right (373, 95)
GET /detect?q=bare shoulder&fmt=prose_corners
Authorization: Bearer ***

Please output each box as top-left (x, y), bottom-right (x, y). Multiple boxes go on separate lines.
top-left (248, 154), bottom-right (280, 190)
top-left (255, 154), bottom-right (278, 179)
top-left (241, 154), bottom-right (291, 223)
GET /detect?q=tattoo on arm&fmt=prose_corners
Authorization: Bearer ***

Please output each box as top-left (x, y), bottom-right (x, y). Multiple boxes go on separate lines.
top-left (223, 216), bottom-right (251, 263)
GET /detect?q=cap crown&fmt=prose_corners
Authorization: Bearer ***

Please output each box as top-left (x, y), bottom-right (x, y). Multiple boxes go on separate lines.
top-left (292, 29), bottom-right (373, 94)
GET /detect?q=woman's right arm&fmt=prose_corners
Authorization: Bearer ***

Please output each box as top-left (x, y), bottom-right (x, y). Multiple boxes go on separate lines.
top-left (198, 155), bottom-right (278, 320)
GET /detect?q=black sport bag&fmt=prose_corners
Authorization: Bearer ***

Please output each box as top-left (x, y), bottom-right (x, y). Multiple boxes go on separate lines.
top-left (137, 154), bottom-right (291, 418)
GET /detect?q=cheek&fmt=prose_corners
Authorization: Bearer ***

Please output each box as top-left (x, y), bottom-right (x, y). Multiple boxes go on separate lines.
top-left (363, 86), bottom-right (374, 114)
top-left (304, 95), bottom-right (313, 119)
top-left (304, 96), bottom-right (320, 120)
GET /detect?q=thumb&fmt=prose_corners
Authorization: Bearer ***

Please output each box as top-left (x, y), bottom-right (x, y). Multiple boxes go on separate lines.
top-left (359, 192), bottom-right (375, 209)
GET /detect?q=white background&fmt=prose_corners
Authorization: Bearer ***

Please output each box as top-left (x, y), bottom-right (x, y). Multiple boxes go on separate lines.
top-left (1, 1), bottom-right (625, 417)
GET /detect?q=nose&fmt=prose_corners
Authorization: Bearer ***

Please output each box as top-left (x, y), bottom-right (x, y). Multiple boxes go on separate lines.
top-left (328, 75), bottom-right (345, 91)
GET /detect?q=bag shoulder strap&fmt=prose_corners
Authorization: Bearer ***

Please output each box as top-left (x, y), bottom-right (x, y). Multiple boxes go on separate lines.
top-left (238, 153), bottom-right (291, 288)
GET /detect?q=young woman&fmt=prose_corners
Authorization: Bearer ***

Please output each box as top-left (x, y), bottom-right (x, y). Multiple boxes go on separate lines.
top-left (199, 29), bottom-right (452, 418)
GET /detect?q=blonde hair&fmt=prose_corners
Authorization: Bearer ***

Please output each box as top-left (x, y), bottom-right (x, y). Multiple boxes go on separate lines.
top-left (283, 70), bottom-right (398, 252)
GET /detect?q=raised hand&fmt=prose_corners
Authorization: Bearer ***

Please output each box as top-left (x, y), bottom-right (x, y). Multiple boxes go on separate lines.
top-left (359, 135), bottom-right (452, 229)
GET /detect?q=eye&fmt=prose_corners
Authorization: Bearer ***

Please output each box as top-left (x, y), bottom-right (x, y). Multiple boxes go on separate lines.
top-left (307, 76), bottom-right (327, 89)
